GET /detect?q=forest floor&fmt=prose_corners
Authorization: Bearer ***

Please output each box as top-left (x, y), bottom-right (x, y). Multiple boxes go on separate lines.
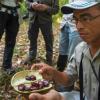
top-left (0, 22), bottom-right (60, 100)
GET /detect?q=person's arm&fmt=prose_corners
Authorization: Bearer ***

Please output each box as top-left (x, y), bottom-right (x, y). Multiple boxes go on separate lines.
top-left (51, 69), bottom-right (71, 86)
top-left (26, 0), bottom-right (59, 15)
top-left (31, 63), bottom-right (74, 86)
top-left (45, 0), bottom-right (59, 15)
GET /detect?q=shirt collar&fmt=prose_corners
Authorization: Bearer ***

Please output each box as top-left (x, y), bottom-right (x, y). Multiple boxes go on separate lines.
top-left (83, 43), bottom-right (100, 61)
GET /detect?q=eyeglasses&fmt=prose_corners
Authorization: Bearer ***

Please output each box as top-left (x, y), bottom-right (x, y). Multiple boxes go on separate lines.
top-left (72, 13), bottom-right (100, 24)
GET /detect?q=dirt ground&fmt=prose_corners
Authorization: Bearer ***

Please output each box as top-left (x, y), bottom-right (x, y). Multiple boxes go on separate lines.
top-left (0, 21), bottom-right (60, 100)
top-left (0, 22), bottom-right (60, 68)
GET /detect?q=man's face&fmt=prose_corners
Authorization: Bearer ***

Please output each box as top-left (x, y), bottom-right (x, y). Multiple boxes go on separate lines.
top-left (73, 5), bottom-right (100, 44)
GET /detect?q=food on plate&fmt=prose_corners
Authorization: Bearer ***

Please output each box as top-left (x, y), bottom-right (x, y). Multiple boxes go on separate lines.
top-left (11, 70), bottom-right (52, 94)
top-left (25, 75), bottom-right (36, 81)
top-left (18, 80), bottom-right (49, 91)
top-left (18, 84), bottom-right (25, 91)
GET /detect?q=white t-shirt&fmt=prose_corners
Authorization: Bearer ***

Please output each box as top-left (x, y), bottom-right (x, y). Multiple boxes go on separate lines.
top-left (1, 0), bottom-right (17, 7)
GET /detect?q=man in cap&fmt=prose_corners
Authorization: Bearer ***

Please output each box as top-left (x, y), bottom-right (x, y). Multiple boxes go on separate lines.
top-left (29, 0), bottom-right (100, 100)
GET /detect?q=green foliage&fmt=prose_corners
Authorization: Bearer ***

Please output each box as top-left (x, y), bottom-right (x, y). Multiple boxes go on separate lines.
top-left (19, 1), bottom-right (28, 15)
top-left (0, 71), bottom-right (13, 86)
top-left (0, 67), bottom-right (24, 86)
top-left (53, 0), bottom-right (68, 23)
top-left (59, 0), bottom-right (68, 7)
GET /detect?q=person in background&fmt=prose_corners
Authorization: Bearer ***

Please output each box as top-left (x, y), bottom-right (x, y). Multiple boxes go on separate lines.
top-left (0, 0), bottom-right (22, 74)
top-left (56, 0), bottom-right (82, 92)
top-left (24, 0), bottom-right (59, 66)
top-left (29, 1), bottom-right (100, 100)
top-left (57, 12), bottom-right (82, 72)
top-left (57, 14), bottom-right (69, 72)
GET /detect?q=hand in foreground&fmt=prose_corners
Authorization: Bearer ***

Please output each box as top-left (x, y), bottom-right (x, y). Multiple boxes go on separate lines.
top-left (29, 89), bottom-right (64, 100)
top-left (31, 63), bottom-right (56, 81)
top-left (32, 3), bottom-right (49, 11)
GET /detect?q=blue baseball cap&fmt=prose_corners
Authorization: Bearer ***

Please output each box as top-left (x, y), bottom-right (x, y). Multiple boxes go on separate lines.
top-left (61, 0), bottom-right (99, 14)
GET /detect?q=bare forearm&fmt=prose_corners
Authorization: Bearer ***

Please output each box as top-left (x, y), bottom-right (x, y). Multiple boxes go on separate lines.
top-left (53, 70), bottom-right (70, 86)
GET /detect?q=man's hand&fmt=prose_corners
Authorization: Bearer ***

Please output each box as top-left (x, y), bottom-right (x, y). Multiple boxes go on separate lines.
top-left (31, 63), bottom-right (56, 81)
top-left (29, 89), bottom-right (64, 100)
top-left (32, 3), bottom-right (49, 11)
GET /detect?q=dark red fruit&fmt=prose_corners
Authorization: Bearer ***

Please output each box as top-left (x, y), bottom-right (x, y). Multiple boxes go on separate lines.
top-left (17, 80), bottom-right (50, 92)
top-left (30, 85), bottom-right (39, 90)
top-left (25, 85), bottom-right (32, 91)
top-left (38, 81), bottom-right (44, 89)
top-left (43, 80), bottom-right (49, 87)
top-left (18, 84), bottom-right (25, 91)
top-left (25, 75), bottom-right (36, 81)
top-left (31, 82), bottom-right (39, 88)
